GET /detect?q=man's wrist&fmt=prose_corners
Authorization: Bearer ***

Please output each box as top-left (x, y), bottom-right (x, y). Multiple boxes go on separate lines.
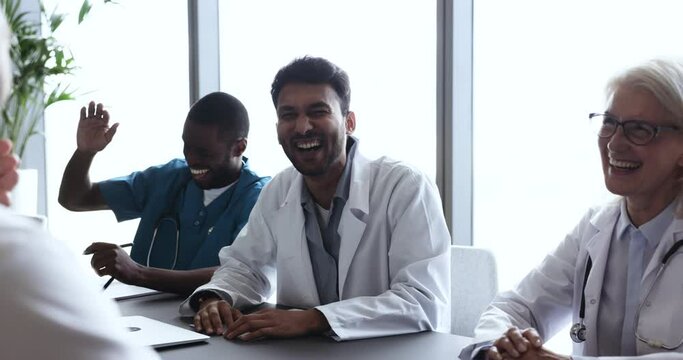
top-left (190, 291), bottom-right (221, 311)
top-left (197, 296), bottom-right (220, 309)
top-left (74, 148), bottom-right (98, 158)
top-left (306, 308), bottom-right (331, 334)
top-left (130, 262), bottom-right (147, 287)
top-left (473, 345), bottom-right (492, 360)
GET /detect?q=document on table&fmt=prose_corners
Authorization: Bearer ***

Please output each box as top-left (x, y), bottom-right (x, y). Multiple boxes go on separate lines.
top-left (99, 278), bottom-right (161, 300)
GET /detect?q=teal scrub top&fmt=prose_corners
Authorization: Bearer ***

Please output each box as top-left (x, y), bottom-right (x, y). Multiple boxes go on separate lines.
top-left (99, 157), bottom-right (269, 270)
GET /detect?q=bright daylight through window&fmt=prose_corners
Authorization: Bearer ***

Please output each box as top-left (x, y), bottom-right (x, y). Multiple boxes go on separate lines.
top-left (43, 0), bottom-right (189, 264)
top-left (473, 0), bottom-right (683, 351)
top-left (218, 0), bottom-right (436, 180)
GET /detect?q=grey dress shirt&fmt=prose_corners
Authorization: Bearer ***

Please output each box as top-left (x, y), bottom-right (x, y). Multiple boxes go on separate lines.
top-left (301, 136), bottom-right (358, 305)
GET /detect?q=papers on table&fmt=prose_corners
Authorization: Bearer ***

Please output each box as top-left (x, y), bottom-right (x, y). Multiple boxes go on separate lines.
top-left (99, 278), bottom-right (161, 300)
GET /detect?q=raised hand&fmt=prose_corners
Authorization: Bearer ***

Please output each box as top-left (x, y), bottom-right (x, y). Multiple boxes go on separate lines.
top-left (77, 101), bottom-right (119, 154)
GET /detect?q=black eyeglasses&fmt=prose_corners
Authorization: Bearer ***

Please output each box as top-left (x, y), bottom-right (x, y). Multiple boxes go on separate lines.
top-left (589, 113), bottom-right (680, 145)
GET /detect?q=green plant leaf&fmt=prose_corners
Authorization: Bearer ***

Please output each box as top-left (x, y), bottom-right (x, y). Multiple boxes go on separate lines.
top-left (78, 0), bottom-right (92, 24)
top-left (45, 85), bottom-right (75, 107)
top-left (49, 11), bottom-right (65, 33)
top-left (54, 49), bottom-right (64, 67)
top-left (0, 0), bottom-right (117, 159)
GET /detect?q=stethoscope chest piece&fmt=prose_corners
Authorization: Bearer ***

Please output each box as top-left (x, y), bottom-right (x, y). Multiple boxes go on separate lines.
top-left (570, 321), bottom-right (587, 343)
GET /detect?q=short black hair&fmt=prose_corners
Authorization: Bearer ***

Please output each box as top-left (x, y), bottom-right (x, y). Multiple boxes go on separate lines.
top-left (186, 91), bottom-right (249, 141)
top-left (270, 56), bottom-right (351, 115)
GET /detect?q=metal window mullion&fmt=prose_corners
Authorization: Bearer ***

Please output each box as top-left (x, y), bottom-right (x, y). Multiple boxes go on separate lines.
top-left (437, 0), bottom-right (473, 245)
top-left (188, 0), bottom-right (220, 105)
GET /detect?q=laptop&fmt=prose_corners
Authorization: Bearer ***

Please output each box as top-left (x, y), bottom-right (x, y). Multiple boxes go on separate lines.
top-left (122, 316), bottom-right (209, 348)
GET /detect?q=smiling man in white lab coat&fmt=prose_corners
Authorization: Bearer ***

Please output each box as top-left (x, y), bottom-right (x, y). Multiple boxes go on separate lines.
top-left (180, 56), bottom-right (451, 341)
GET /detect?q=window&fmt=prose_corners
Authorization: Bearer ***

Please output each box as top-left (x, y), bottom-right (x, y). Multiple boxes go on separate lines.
top-left (43, 0), bottom-right (189, 260)
top-left (218, 0), bottom-right (437, 180)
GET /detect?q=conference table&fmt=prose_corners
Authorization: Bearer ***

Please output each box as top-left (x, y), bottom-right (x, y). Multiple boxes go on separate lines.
top-left (118, 293), bottom-right (473, 360)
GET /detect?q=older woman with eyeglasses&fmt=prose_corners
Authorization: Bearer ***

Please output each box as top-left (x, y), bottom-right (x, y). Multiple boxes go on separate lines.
top-left (460, 59), bottom-right (683, 360)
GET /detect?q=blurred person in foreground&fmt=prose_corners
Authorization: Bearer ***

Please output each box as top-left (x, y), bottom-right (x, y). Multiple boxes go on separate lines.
top-left (0, 12), bottom-right (159, 360)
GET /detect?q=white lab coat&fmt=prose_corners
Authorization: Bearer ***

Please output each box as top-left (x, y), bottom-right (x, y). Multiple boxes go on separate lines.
top-left (0, 208), bottom-right (160, 360)
top-left (181, 151), bottom-right (451, 340)
top-left (465, 200), bottom-right (683, 359)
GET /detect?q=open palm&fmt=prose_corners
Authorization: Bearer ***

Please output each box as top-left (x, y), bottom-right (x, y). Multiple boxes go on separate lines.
top-left (77, 101), bottom-right (119, 153)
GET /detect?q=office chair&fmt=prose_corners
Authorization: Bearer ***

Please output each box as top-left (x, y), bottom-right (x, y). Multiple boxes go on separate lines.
top-left (451, 245), bottom-right (498, 336)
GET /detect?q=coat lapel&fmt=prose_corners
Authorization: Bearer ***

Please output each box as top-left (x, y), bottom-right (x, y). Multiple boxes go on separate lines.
top-left (273, 173), bottom-right (320, 306)
top-left (640, 218), bottom-right (683, 302)
top-left (337, 153), bottom-right (370, 297)
top-left (582, 203), bottom-right (620, 354)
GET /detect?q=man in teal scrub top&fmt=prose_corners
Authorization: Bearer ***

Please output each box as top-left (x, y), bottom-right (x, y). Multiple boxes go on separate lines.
top-left (59, 92), bottom-right (269, 295)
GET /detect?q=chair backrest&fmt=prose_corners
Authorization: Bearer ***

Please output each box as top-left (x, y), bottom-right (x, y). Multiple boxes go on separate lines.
top-left (451, 245), bottom-right (498, 336)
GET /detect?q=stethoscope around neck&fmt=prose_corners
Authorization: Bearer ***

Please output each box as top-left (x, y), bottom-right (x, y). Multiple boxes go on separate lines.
top-left (570, 256), bottom-right (592, 343)
top-left (571, 239), bottom-right (683, 348)
top-left (147, 215), bottom-right (180, 269)
top-left (144, 178), bottom-right (187, 271)
top-left (144, 174), bottom-right (239, 270)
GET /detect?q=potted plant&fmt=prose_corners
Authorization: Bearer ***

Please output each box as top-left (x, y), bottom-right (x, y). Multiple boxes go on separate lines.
top-left (0, 0), bottom-right (108, 214)
top-left (0, 0), bottom-right (79, 159)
